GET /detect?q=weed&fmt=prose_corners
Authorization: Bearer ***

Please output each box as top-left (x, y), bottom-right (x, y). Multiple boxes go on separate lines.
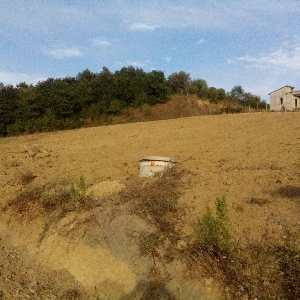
top-left (195, 196), bottom-right (233, 256)
top-left (40, 176), bottom-right (93, 211)
top-left (7, 176), bottom-right (94, 217)
top-left (69, 176), bottom-right (88, 203)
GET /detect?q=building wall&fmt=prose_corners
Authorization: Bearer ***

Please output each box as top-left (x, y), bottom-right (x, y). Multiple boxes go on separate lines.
top-left (269, 86), bottom-right (298, 111)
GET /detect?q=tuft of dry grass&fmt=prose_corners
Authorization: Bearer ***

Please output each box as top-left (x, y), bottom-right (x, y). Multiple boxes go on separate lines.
top-left (6, 176), bottom-right (95, 218)
top-left (5, 187), bottom-right (45, 217)
top-left (119, 166), bottom-right (187, 233)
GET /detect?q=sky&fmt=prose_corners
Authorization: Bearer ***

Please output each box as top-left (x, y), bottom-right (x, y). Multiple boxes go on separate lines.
top-left (1, 0), bottom-right (300, 102)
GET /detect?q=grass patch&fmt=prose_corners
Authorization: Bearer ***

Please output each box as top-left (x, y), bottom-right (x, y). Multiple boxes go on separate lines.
top-left (40, 176), bottom-right (93, 211)
top-left (6, 176), bottom-right (94, 217)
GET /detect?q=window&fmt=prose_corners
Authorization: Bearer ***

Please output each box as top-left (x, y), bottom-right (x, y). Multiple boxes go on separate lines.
top-left (280, 97), bottom-right (283, 105)
top-left (296, 98), bottom-right (298, 108)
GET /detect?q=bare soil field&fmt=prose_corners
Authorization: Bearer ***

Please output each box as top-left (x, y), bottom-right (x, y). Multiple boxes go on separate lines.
top-left (0, 112), bottom-right (299, 299)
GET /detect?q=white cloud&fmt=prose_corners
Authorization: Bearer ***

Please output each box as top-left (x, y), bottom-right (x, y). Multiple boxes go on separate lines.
top-left (115, 60), bottom-right (150, 68)
top-left (90, 38), bottom-right (112, 47)
top-left (165, 56), bottom-right (171, 63)
top-left (0, 70), bottom-right (46, 86)
top-left (129, 23), bottom-right (157, 31)
top-left (197, 39), bottom-right (205, 44)
top-left (45, 46), bottom-right (82, 59)
top-left (237, 42), bottom-right (300, 72)
top-left (126, 61), bottom-right (146, 67)
top-left (227, 59), bottom-right (238, 64)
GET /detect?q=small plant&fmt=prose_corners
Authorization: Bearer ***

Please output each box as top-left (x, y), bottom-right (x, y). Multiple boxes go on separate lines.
top-left (195, 196), bottom-right (232, 256)
top-left (41, 176), bottom-right (92, 209)
top-left (70, 176), bottom-right (87, 203)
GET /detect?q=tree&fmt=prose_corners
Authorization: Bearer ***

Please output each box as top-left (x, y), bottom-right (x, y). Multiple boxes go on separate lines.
top-left (243, 92), bottom-right (264, 108)
top-left (114, 66), bottom-right (147, 107)
top-left (190, 79), bottom-right (208, 98)
top-left (167, 71), bottom-right (191, 95)
top-left (34, 78), bottom-right (55, 114)
top-left (230, 85), bottom-right (245, 101)
top-left (230, 85), bottom-right (264, 108)
top-left (90, 67), bottom-right (115, 113)
top-left (76, 69), bottom-right (96, 82)
top-left (15, 83), bottom-right (38, 120)
top-left (0, 83), bottom-right (18, 135)
top-left (145, 70), bottom-right (170, 105)
top-left (48, 79), bottom-right (77, 119)
top-left (207, 87), bottom-right (226, 103)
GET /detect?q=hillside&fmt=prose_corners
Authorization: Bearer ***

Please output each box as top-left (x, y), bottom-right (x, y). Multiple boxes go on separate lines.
top-left (0, 112), bottom-right (299, 299)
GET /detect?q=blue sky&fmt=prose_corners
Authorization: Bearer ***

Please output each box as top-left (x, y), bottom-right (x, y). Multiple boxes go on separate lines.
top-left (1, 0), bottom-right (300, 102)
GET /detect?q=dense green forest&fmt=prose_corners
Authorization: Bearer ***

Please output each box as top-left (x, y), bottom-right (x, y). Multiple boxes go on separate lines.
top-left (0, 67), bottom-right (265, 136)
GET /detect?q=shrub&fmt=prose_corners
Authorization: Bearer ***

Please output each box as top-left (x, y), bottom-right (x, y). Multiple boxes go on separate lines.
top-left (195, 196), bottom-right (232, 256)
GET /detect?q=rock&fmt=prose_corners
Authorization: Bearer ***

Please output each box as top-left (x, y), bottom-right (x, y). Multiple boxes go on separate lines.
top-left (24, 145), bottom-right (36, 157)
top-left (23, 145), bottom-right (50, 157)
top-left (37, 147), bottom-right (50, 157)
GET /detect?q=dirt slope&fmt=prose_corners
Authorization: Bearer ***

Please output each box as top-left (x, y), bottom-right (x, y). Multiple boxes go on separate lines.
top-left (0, 112), bottom-right (299, 299)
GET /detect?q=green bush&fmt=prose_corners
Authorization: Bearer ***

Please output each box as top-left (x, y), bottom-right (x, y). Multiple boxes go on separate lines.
top-left (195, 196), bottom-right (233, 256)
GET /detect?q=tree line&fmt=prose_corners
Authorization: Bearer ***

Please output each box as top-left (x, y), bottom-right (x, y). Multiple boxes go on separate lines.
top-left (0, 67), bottom-right (266, 136)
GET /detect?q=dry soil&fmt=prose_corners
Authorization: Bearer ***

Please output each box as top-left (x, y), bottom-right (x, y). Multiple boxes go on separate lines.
top-left (0, 112), bottom-right (299, 299)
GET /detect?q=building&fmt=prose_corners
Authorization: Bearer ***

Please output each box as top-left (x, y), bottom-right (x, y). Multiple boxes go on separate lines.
top-left (269, 86), bottom-right (300, 111)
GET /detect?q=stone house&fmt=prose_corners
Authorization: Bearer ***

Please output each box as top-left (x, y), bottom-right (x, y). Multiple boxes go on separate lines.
top-left (269, 86), bottom-right (300, 111)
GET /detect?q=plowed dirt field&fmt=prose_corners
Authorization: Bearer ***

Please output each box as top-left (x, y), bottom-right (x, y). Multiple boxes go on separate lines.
top-left (0, 112), bottom-right (299, 299)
